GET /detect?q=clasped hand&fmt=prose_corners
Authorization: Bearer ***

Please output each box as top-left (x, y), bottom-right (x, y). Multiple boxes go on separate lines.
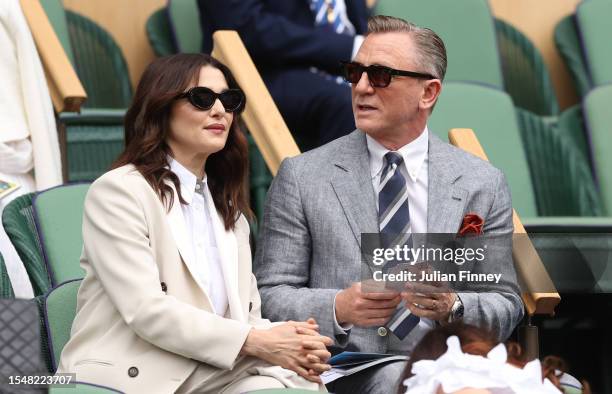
top-left (242, 318), bottom-right (333, 383)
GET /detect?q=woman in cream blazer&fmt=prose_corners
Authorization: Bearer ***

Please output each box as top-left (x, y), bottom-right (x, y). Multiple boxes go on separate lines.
top-left (57, 54), bottom-right (332, 394)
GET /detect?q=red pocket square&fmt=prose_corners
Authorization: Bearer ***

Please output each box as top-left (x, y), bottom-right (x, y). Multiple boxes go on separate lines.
top-left (458, 213), bottom-right (484, 236)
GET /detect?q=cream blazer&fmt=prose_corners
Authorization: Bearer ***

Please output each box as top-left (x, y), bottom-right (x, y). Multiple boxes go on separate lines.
top-left (57, 164), bottom-right (271, 393)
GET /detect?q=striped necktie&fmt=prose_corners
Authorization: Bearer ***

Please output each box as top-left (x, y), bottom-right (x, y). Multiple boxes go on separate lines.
top-left (378, 152), bottom-right (420, 340)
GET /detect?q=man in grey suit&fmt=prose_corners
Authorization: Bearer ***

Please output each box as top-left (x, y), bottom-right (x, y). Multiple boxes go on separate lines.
top-left (255, 15), bottom-right (523, 393)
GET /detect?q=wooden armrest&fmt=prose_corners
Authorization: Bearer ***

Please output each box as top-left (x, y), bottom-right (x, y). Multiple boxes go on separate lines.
top-left (19, 0), bottom-right (86, 113)
top-left (449, 128), bottom-right (560, 316)
top-left (211, 30), bottom-right (300, 175)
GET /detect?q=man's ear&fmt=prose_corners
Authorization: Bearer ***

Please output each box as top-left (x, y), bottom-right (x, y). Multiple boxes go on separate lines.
top-left (420, 79), bottom-right (442, 111)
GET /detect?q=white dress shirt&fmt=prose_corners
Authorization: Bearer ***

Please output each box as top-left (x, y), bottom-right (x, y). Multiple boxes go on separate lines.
top-left (332, 128), bottom-right (436, 350)
top-left (169, 158), bottom-right (228, 316)
top-left (366, 127), bottom-right (436, 351)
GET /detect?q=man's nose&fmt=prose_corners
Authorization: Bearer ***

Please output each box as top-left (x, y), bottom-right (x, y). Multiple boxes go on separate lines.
top-left (354, 71), bottom-right (374, 94)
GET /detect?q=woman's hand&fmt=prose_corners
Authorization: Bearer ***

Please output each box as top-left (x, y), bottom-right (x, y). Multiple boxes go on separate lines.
top-left (241, 318), bottom-right (333, 383)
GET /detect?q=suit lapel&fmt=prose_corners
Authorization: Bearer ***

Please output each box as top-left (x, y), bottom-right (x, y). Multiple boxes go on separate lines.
top-left (330, 131), bottom-right (379, 247)
top-left (427, 134), bottom-right (468, 233)
top-left (166, 188), bottom-right (214, 308)
top-left (203, 187), bottom-right (245, 323)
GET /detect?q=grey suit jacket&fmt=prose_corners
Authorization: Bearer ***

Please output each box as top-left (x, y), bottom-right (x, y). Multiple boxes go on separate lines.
top-left (254, 130), bottom-right (524, 353)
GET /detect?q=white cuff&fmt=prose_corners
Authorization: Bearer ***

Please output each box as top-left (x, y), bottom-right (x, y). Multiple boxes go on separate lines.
top-left (333, 293), bottom-right (353, 334)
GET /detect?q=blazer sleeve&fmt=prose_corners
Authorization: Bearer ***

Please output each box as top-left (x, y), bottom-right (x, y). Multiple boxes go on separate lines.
top-left (254, 158), bottom-right (347, 346)
top-left (198, 0), bottom-right (357, 71)
top-left (81, 173), bottom-right (251, 370)
top-left (457, 170), bottom-right (524, 340)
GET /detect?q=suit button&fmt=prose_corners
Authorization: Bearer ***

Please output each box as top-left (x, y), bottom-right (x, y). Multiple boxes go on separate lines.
top-left (160, 282), bottom-right (167, 292)
top-left (128, 367), bottom-right (139, 378)
top-left (249, 302), bottom-right (253, 312)
top-left (377, 327), bottom-right (388, 337)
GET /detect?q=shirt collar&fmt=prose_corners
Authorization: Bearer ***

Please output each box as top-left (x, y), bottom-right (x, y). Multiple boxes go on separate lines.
top-left (366, 126), bottom-right (429, 183)
top-left (168, 157), bottom-right (206, 205)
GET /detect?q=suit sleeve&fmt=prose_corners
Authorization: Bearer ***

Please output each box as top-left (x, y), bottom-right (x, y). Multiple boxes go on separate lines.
top-left (254, 158), bottom-right (348, 346)
top-left (82, 174), bottom-right (251, 369)
top-left (458, 170), bottom-right (524, 340)
top-left (198, 0), bottom-right (356, 71)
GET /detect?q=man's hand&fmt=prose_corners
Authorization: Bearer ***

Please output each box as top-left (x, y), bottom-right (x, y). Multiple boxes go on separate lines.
top-left (241, 319), bottom-right (333, 383)
top-left (335, 282), bottom-right (401, 327)
top-left (401, 282), bottom-right (457, 322)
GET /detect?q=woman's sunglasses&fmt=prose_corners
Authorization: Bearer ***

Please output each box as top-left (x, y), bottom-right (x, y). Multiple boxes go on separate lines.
top-left (177, 87), bottom-right (245, 112)
top-left (340, 61), bottom-right (436, 88)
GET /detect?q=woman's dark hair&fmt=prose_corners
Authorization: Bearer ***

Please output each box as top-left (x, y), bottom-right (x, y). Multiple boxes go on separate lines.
top-left (113, 53), bottom-right (252, 230)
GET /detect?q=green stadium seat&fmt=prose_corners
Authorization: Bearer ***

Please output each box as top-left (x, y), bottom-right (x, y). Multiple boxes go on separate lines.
top-left (495, 18), bottom-right (559, 116)
top-left (49, 382), bottom-right (123, 394)
top-left (42, 279), bottom-right (80, 372)
top-left (168, 0), bottom-right (202, 53)
top-left (583, 83), bottom-right (612, 216)
top-left (576, 0), bottom-right (612, 87)
top-left (375, 0), bottom-right (504, 88)
top-left (2, 194), bottom-right (50, 296)
top-left (429, 82), bottom-right (536, 217)
top-left (65, 10), bottom-right (132, 109)
top-left (430, 82), bottom-right (603, 218)
top-left (554, 15), bottom-right (592, 98)
top-left (556, 104), bottom-right (590, 165)
top-left (59, 109), bottom-right (125, 181)
top-left (146, 8), bottom-right (177, 57)
top-left (248, 390), bottom-right (324, 394)
top-left (0, 252), bottom-right (15, 299)
top-left (33, 184), bottom-right (89, 286)
top-left (516, 108), bottom-right (602, 217)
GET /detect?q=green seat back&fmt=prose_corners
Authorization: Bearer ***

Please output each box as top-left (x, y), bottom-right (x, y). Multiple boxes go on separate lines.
top-left (375, 0), bottom-right (503, 88)
top-left (146, 8), bottom-right (177, 57)
top-left (495, 18), bottom-right (559, 116)
top-left (429, 82), bottom-right (537, 218)
top-left (65, 10), bottom-right (132, 108)
top-left (60, 109), bottom-right (126, 182)
top-left (2, 194), bottom-right (50, 296)
top-left (576, 0), bottom-right (612, 87)
top-left (39, 0), bottom-right (75, 64)
top-left (557, 104), bottom-right (590, 162)
top-left (516, 108), bottom-right (602, 217)
top-left (49, 382), bottom-right (123, 394)
top-left (43, 279), bottom-right (81, 372)
top-left (34, 184), bottom-right (89, 286)
top-left (168, 0), bottom-right (202, 53)
top-left (554, 15), bottom-right (592, 97)
top-left (0, 253), bottom-right (15, 298)
top-left (583, 84), bottom-right (612, 215)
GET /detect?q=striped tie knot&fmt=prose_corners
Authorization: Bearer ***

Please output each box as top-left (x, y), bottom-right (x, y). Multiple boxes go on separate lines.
top-left (384, 151), bottom-right (403, 168)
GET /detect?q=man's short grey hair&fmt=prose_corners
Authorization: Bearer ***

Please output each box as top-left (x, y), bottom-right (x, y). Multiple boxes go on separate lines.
top-left (367, 15), bottom-right (447, 81)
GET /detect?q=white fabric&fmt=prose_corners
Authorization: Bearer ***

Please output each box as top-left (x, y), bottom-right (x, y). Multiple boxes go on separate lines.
top-left (170, 158), bottom-right (229, 316)
top-left (403, 336), bottom-right (562, 394)
top-left (0, 0), bottom-right (62, 188)
top-left (0, 0), bottom-right (62, 298)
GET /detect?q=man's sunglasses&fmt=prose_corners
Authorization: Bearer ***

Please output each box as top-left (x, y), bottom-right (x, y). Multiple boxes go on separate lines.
top-left (177, 87), bottom-right (245, 112)
top-left (340, 61), bottom-right (436, 88)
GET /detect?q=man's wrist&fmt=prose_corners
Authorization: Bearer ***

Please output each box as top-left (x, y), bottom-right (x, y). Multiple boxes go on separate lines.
top-left (447, 294), bottom-right (464, 323)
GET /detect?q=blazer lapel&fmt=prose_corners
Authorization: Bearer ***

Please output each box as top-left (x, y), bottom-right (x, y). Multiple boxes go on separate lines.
top-left (204, 187), bottom-right (245, 323)
top-left (166, 187), bottom-right (214, 308)
top-left (427, 134), bottom-right (468, 233)
top-left (330, 130), bottom-right (379, 247)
